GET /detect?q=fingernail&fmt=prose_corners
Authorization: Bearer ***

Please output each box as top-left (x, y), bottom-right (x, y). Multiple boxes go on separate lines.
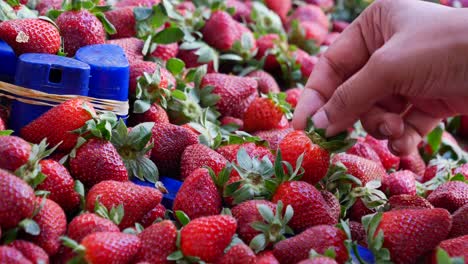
top-left (312, 110), bottom-right (329, 129)
top-left (390, 140), bottom-right (402, 154)
top-left (379, 123), bottom-right (392, 137)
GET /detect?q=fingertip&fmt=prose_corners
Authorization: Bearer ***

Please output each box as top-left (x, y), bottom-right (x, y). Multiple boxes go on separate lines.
top-left (388, 126), bottom-right (421, 156)
top-left (292, 89), bottom-right (326, 130)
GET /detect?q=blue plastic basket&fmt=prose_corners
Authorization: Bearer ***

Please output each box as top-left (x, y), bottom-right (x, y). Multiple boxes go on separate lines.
top-left (0, 40), bottom-right (17, 82)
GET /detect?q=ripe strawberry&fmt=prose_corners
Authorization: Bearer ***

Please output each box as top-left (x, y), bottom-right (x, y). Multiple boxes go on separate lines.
top-left (115, 0), bottom-right (160, 7)
top-left (180, 144), bottom-right (228, 180)
top-left (26, 198), bottom-right (67, 255)
top-left (449, 204), bottom-right (468, 238)
top-left (107, 37), bottom-right (144, 64)
top-left (202, 11), bottom-right (250, 51)
top-left (135, 220), bottom-right (177, 263)
top-left (150, 123), bottom-right (199, 176)
top-left (86, 180), bottom-right (162, 229)
top-left (8, 240), bottom-right (49, 264)
top-left (321, 191), bottom-right (340, 221)
top-left (388, 194), bottom-right (434, 211)
top-left (272, 181), bottom-right (337, 232)
top-left (288, 5), bottom-right (329, 30)
top-left (285, 88), bottom-right (302, 108)
top-left (105, 7), bottom-right (136, 39)
top-left (0, 246), bottom-right (31, 264)
top-left (140, 203), bottom-right (166, 227)
top-left (430, 235), bottom-right (468, 264)
top-left (243, 95), bottom-right (290, 133)
top-left (217, 142), bottom-right (275, 163)
top-left (427, 181), bottom-right (468, 213)
top-left (332, 153), bottom-right (387, 186)
top-left (217, 244), bottom-right (256, 264)
top-left (0, 169), bottom-right (35, 229)
top-left (174, 168), bottom-right (222, 220)
top-left (221, 116), bottom-right (244, 129)
top-left (256, 34), bottom-right (281, 71)
top-left (232, 200), bottom-right (276, 244)
top-left (381, 170), bottom-right (417, 197)
top-left (128, 103), bottom-right (169, 127)
top-left (292, 49), bottom-right (318, 78)
top-left (253, 128), bottom-right (293, 151)
top-left (346, 138), bottom-right (382, 165)
top-left (226, 0), bottom-right (252, 21)
top-left (324, 32), bottom-right (340, 46)
top-left (399, 151), bottom-right (426, 179)
top-left (423, 164), bottom-right (439, 183)
top-left (273, 225), bottom-right (348, 264)
top-left (80, 232), bottom-right (141, 263)
top-left (293, 21), bottom-right (328, 46)
top-left (452, 163), bottom-right (468, 180)
top-left (21, 99), bottom-right (95, 152)
top-left (151, 43), bottom-right (179, 61)
top-left (180, 215), bottom-right (237, 263)
top-left (370, 208), bottom-right (452, 264)
top-left (0, 18), bottom-right (61, 55)
top-left (37, 159), bottom-right (79, 213)
top-left (349, 221), bottom-right (367, 247)
top-left (177, 48), bottom-right (216, 73)
top-left (332, 20), bottom-right (349, 32)
top-left (56, 9), bottom-right (106, 56)
top-left (176, 1), bottom-right (195, 14)
top-left (247, 70), bottom-right (280, 94)
top-left (36, 0), bottom-right (62, 14)
top-left (257, 251), bottom-right (280, 264)
top-left (0, 135), bottom-right (31, 171)
top-left (201, 73), bottom-right (258, 118)
top-left (298, 257), bottom-right (338, 264)
top-left (364, 135), bottom-right (400, 170)
top-left (265, 0), bottom-right (291, 21)
top-left (67, 213), bottom-right (120, 243)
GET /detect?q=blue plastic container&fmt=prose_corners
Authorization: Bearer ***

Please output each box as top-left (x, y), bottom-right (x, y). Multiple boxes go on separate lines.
top-left (132, 176), bottom-right (182, 210)
top-left (355, 245), bottom-right (375, 264)
top-left (9, 54), bottom-right (91, 132)
top-left (0, 40), bottom-right (17, 82)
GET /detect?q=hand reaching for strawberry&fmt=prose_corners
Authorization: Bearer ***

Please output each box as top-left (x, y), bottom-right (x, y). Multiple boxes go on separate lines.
top-left (293, 0), bottom-right (468, 156)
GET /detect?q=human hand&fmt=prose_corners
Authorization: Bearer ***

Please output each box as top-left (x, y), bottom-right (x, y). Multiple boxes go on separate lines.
top-left (292, 0), bottom-right (468, 155)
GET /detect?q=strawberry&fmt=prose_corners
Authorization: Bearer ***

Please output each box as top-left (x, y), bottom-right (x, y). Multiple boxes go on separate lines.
top-left (36, 0), bottom-right (63, 15)
top-left (388, 194), bottom-right (434, 211)
top-left (0, 246), bottom-right (32, 264)
top-left (273, 225), bottom-right (349, 264)
top-left (105, 7), bottom-right (136, 39)
top-left (221, 116), bottom-right (244, 129)
top-left (305, 0), bottom-right (335, 9)
top-left (285, 88), bottom-right (303, 108)
top-left (8, 240), bottom-right (49, 264)
top-left (174, 168), bottom-right (222, 220)
top-left (458, 115), bottom-right (468, 138)
top-left (272, 181), bottom-right (338, 232)
top-left (180, 215), bottom-right (237, 263)
top-left (70, 138), bottom-right (129, 188)
top-left (86, 180), bottom-right (163, 229)
top-left (288, 5), bottom-right (329, 30)
top-left (26, 198), bottom-right (67, 255)
top-left (381, 170), bottom-right (417, 197)
top-left (449, 204), bottom-right (468, 238)
top-left (332, 20), bottom-right (349, 32)
top-left (115, 0), bottom-right (160, 8)
top-left (0, 169), bottom-right (35, 229)
top-left (0, 18), bottom-right (61, 56)
top-left (430, 235), bottom-right (468, 263)
top-left (0, 135), bottom-right (31, 171)
top-left (349, 221), bottom-right (367, 247)
top-left (452, 163), bottom-right (468, 180)
top-left (226, 0), bottom-right (252, 21)
top-left (346, 138), bottom-right (382, 165)
top-left (292, 49), bottom-right (318, 78)
top-left (129, 61), bottom-right (175, 96)
top-left (201, 73), bottom-right (258, 118)
top-left (67, 213), bottom-right (120, 243)
top-left (140, 203), bottom-right (166, 227)
top-left (247, 70), bottom-right (280, 94)
top-left (176, 1), bottom-right (195, 14)
top-left (180, 144), bottom-right (228, 180)
top-left (364, 135), bottom-right (400, 170)
top-left (257, 251), bottom-right (280, 264)
top-left (151, 43), bottom-right (179, 61)
top-left (348, 198), bottom-right (373, 221)
top-left (202, 11), bottom-right (249, 52)
top-left (399, 151), bottom-right (426, 179)
top-left (128, 103), bottom-right (169, 127)
top-left (135, 220), bottom-right (177, 263)
top-left (150, 123), bottom-right (199, 176)
top-left (256, 34), bottom-right (281, 71)
top-left (427, 181), bottom-right (468, 213)
top-left (243, 94), bottom-right (291, 133)
top-left (217, 244), bottom-right (256, 264)
top-left (177, 48), bottom-right (216, 73)
top-left (231, 200), bottom-right (276, 244)
top-left (265, 0), bottom-right (291, 21)
top-left (332, 153), bottom-right (387, 185)
top-left (107, 37), bottom-right (144, 65)
top-left (21, 99), bottom-right (95, 152)
top-left (423, 164), bottom-right (439, 183)
top-left (36, 159), bottom-right (79, 213)
top-left (366, 209), bottom-right (452, 264)
top-left (0, 118), bottom-right (5, 130)
top-left (253, 128), bottom-right (293, 151)
top-left (298, 257), bottom-right (338, 264)
top-left (79, 232), bottom-right (141, 263)
top-left (217, 142), bottom-right (275, 163)
top-left (290, 21), bottom-right (328, 46)
top-left (321, 191), bottom-right (340, 221)
top-left (324, 32), bottom-right (340, 46)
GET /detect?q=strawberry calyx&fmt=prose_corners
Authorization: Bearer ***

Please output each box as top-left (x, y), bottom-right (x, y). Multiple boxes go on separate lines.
top-left (248, 1), bottom-right (285, 36)
top-left (222, 131), bottom-right (269, 148)
top-left (263, 92), bottom-right (293, 120)
top-left (419, 157), bottom-right (463, 195)
top-left (134, 67), bottom-right (173, 113)
top-left (287, 19), bottom-right (321, 55)
top-left (435, 248), bottom-right (466, 264)
top-left (347, 181), bottom-right (387, 215)
top-left (362, 212), bottom-right (392, 264)
top-left (188, 110), bottom-right (223, 149)
top-left (60, 236), bottom-right (87, 263)
top-left (168, 211), bottom-right (205, 263)
top-left (93, 197), bottom-right (124, 226)
top-left (249, 200), bottom-right (294, 253)
top-left (306, 118), bottom-right (357, 153)
top-left (207, 165), bottom-right (232, 192)
top-left (337, 219), bottom-right (365, 264)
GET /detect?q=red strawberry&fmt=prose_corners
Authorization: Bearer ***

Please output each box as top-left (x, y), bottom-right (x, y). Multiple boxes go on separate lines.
top-left (70, 138), bottom-right (129, 188)
top-left (371, 208), bottom-right (452, 264)
top-left (321, 191), bottom-right (340, 221)
top-left (217, 142), bottom-right (275, 163)
top-left (80, 232), bottom-right (141, 263)
top-left (8, 240), bottom-right (49, 264)
top-left (174, 168), bottom-right (222, 220)
top-left (243, 95), bottom-right (289, 133)
top-left (257, 251), bottom-right (280, 264)
top-left (56, 10), bottom-right (106, 56)
top-left (86, 180), bottom-right (163, 229)
top-left (202, 11), bottom-right (246, 51)
top-left (221, 116), bottom-right (244, 129)
top-left (105, 7), bottom-right (136, 39)
top-left (253, 128), bottom-right (293, 151)
top-left (226, 0), bottom-right (252, 21)
top-left (288, 5), bottom-right (329, 30)
top-left (349, 221), bottom-right (367, 247)
top-left (449, 204), bottom-right (468, 238)
top-left (272, 181), bottom-right (337, 232)
top-left (430, 235), bottom-right (468, 263)
top-left (285, 88), bottom-right (302, 108)
top-left (382, 170), bottom-right (417, 197)
top-left (332, 20), bottom-right (349, 32)
top-left (27, 198), bottom-right (67, 255)
top-left (0, 18), bottom-right (61, 55)
top-left (427, 181), bottom-right (468, 213)
top-left (324, 32), bottom-right (340, 46)
top-left (346, 138), bottom-right (382, 165)
top-left (128, 103), bottom-right (169, 127)
top-left (231, 200), bottom-right (276, 244)
top-left (36, 0), bottom-right (63, 15)
top-left (298, 257), bottom-right (338, 264)
top-left (458, 115), bottom-right (468, 138)
top-left (348, 198), bottom-right (373, 221)
top-left (180, 215), bottom-right (237, 263)
top-left (67, 213), bottom-right (120, 243)
top-left (247, 70), bottom-right (280, 94)
top-left (399, 151), bottom-right (426, 180)
top-left (176, 1), bottom-right (195, 14)
top-left (140, 203), bottom-right (166, 227)
top-left (294, 21), bottom-right (328, 45)
top-left (264, 0), bottom-right (291, 21)
top-left (177, 48), bottom-right (216, 73)
top-left (423, 164), bottom-right (439, 183)
top-left (305, 0), bottom-right (335, 9)
top-left (273, 225), bottom-right (349, 264)
top-left (107, 37), bottom-right (144, 64)
top-left (115, 0), bottom-right (160, 7)
top-left (150, 123), bottom-right (199, 176)
top-left (151, 43), bottom-right (179, 61)
top-left (0, 135), bottom-right (31, 171)
top-left (0, 246), bottom-right (32, 264)
top-left (292, 49), bottom-right (318, 78)
top-left (388, 194), bottom-right (434, 211)
top-left (37, 159), bottom-right (80, 213)
top-left (217, 244), bottom-right (256, 264)
top-left (332, 153), bottom-right (387, 185)
top-left (364, 135), bottom-right (400, 170)
top-left (0, 169), bottom-right (35, 229)
top-left (201, 73), bottom-right (258, 118)
top-left (256, 34), bottom-right (281, 71)
top-left (180, 144), bottom-right (228, 180)
top-left (21, 99), bottom-right (95, 152)
top-left (135, 220), bottom-right (177, 263)
top-left (129, 61), bottom-right (175, 96)
top-left (452, 163), bottom-right (468, 180)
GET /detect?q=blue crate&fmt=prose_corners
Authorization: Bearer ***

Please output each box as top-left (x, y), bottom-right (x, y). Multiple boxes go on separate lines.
top-left (0, 40), bottom-right (17, 82)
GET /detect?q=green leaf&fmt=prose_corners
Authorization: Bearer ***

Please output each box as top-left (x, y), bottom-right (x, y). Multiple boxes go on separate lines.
top-left (166, 58), bottom-right (185, 75)
top-left (249, 234), bottom-right (267, 253)
top-left (167, 250), bottom-right (184, 261)
top-left (427, 125), bottom-right (444, 154)
top-left (133, 100), bottom-right (152, 114)
top-left (175, 211), bottom-right (190, 226)
top-left (0, 130), bottom-right (14, 136)
top-left (236, 148), bottom-right (252, 170)
top-left (219, 53), bottom-right (243, 61)
top-left (95, 12), bottom-right (117, 35)
top-left (257, 204), bottom-right (274, 223)
top-left (154, 27), bottom-right (184, 44)
top-left (19, 219), bottom-right (40, 236)
top-left (133, 7), bottom-right (153, 21)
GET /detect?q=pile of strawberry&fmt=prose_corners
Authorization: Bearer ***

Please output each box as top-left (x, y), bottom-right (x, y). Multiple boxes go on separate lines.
top-left (0, 0), bottom-right (467, 263)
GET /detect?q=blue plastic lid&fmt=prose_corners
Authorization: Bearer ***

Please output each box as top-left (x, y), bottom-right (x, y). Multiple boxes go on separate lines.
top-left (75, 44), bottom-right (130, 101)
top-left (0, 40), bottom-right (17, 83)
